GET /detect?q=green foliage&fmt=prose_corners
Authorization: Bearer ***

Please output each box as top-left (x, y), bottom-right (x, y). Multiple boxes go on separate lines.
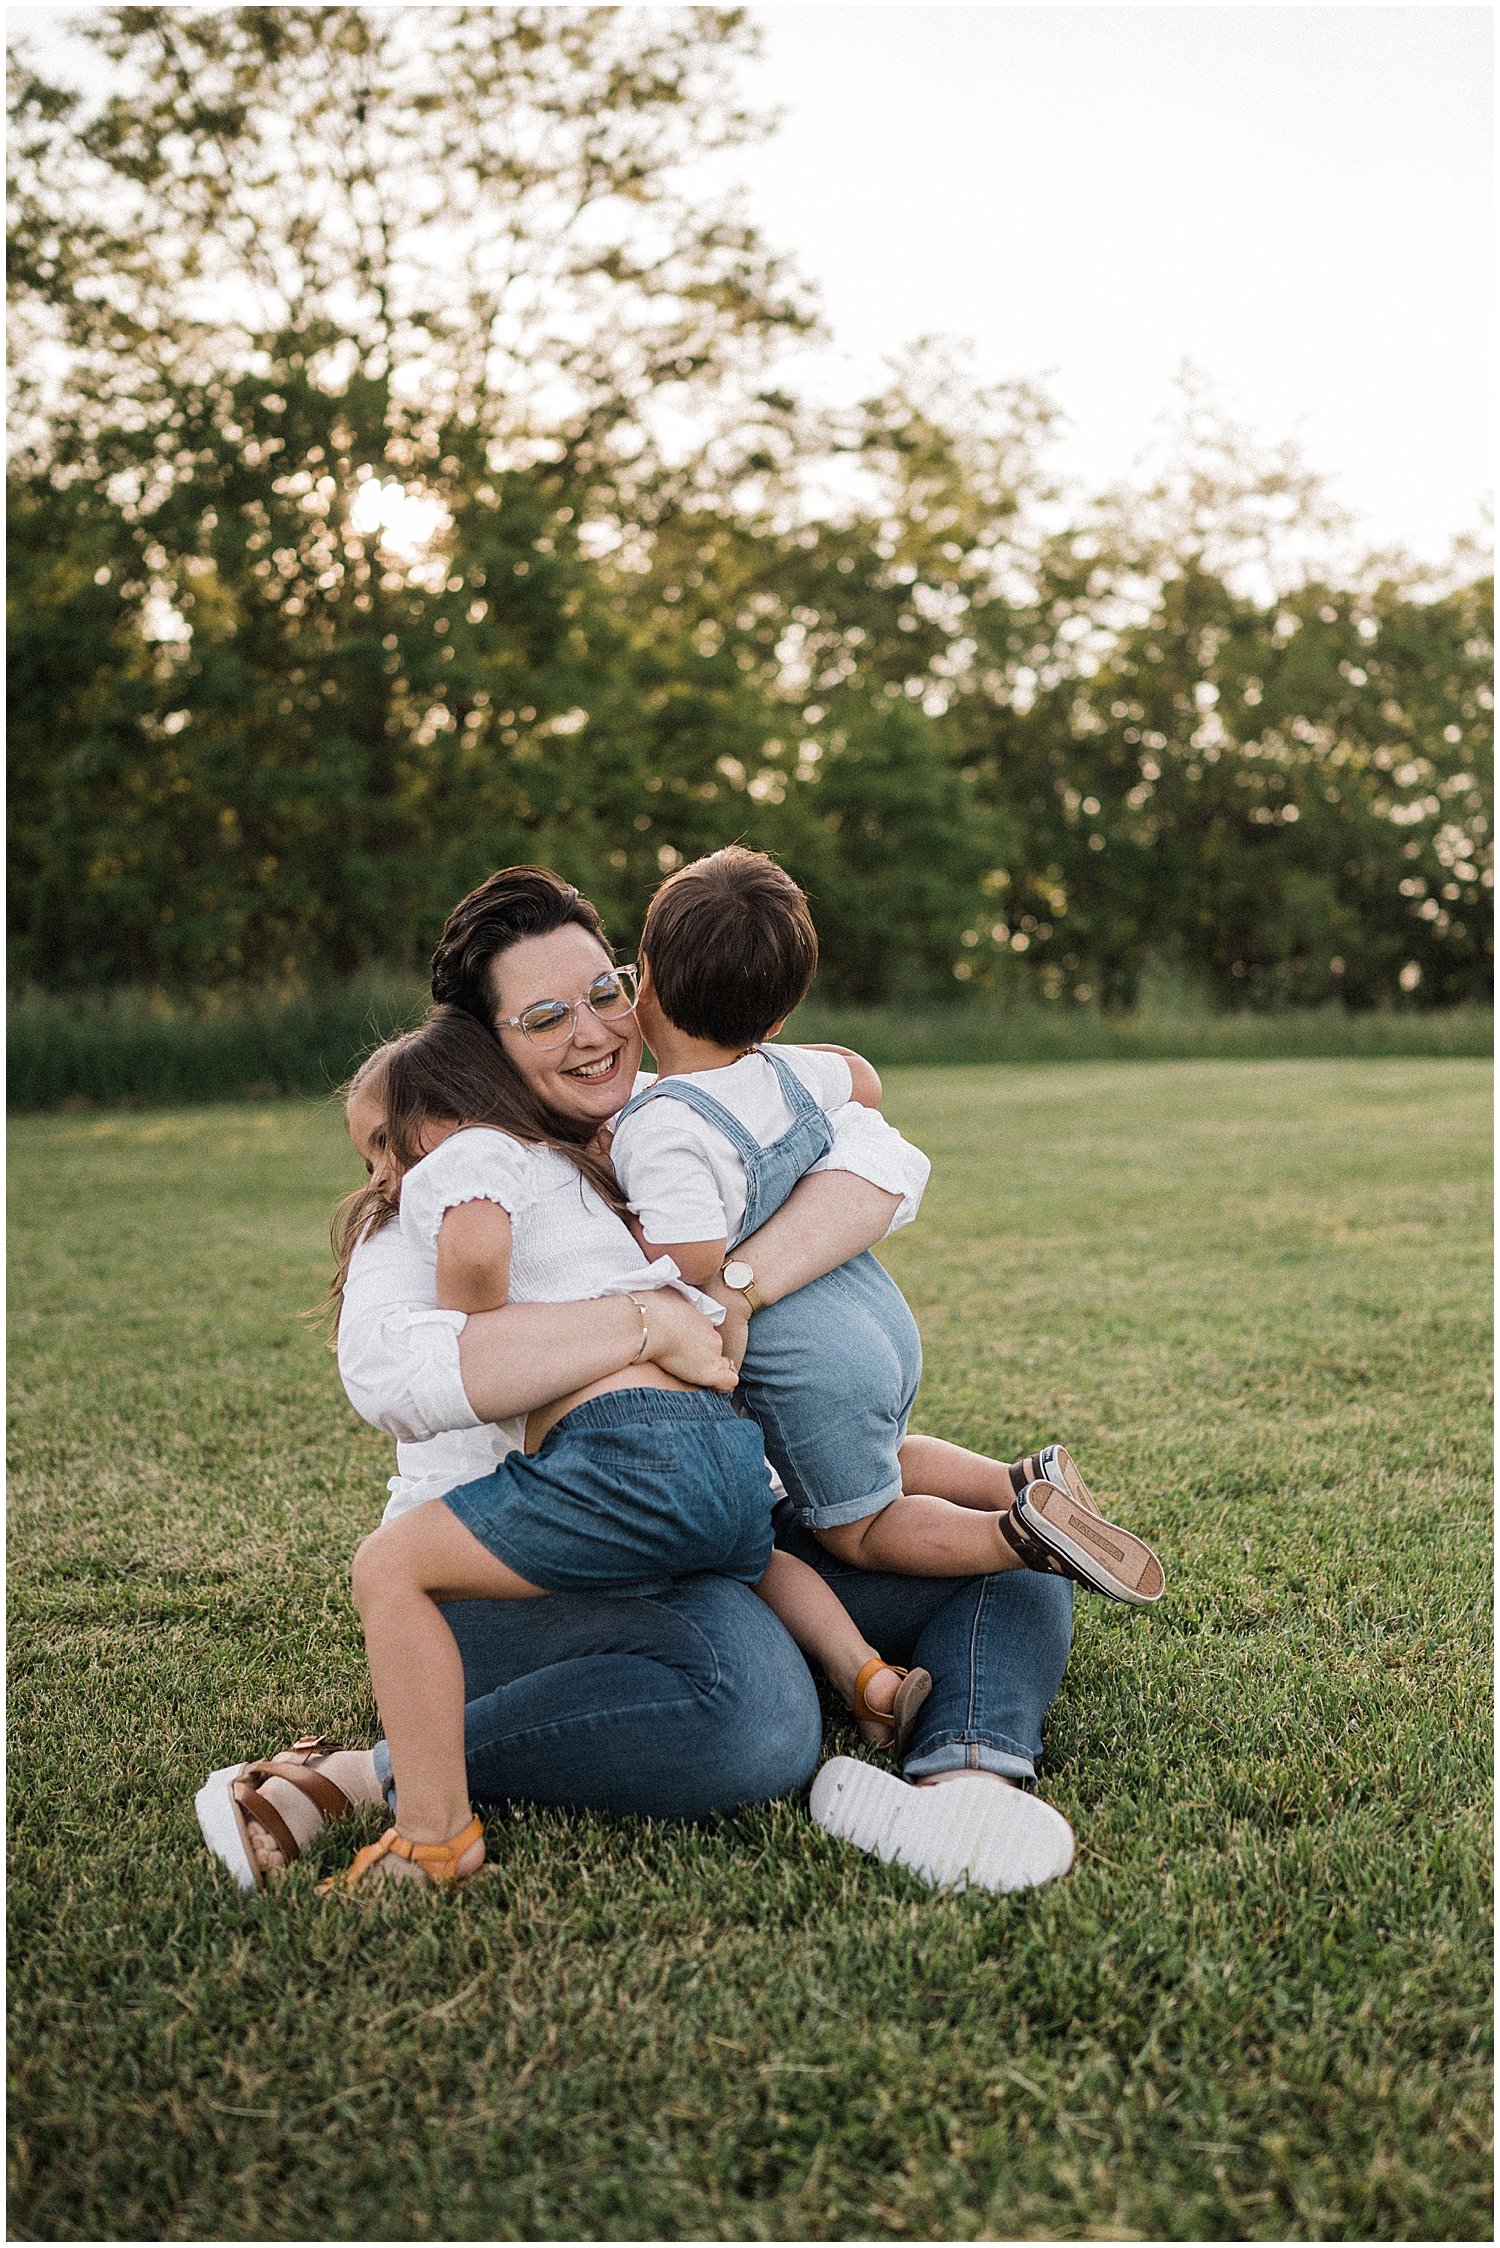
top-left (6, 10), bottom-right (1494, 1011)
top-left (7, 978), bottom-right (1491, 1113)
top-left (5, 975), bottom-right (428, 1111)
top-left (8, 1064), bottom-right (1492, 2239)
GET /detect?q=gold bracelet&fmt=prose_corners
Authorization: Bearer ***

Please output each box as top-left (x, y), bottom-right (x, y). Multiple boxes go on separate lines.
top-left (625, 1293), bottom-right (651, 1363)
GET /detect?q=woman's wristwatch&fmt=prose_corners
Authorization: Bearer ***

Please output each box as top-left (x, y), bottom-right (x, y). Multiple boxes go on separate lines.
top-left (720, 1258), bottom-right (765, 1313)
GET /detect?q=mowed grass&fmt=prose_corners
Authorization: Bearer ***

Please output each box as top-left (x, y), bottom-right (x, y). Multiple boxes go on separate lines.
top-left (7, 1061), bottom-right (1492, 2242)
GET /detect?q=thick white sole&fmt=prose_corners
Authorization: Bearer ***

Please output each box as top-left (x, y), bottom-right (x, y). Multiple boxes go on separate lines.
top-left (194, 1764), bottom-right (259, 1891)
top-left (809, 1757), bottom-right (1075, 1893)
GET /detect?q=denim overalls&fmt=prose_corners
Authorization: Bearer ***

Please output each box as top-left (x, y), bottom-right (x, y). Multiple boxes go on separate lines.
top-left (618, 1051), bottom-right (923, 1531)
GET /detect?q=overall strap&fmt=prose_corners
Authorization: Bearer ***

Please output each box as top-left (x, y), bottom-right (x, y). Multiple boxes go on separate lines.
top-left (757, 1046), bottom-right (832, 1124)
top-left (616, 1073), bottom-right (766, 1167)
top-left (730, 1049), bottom-right (837, 1245)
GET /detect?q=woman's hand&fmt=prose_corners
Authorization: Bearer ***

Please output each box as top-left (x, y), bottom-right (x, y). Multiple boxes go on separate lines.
top-left (699, 1274), bottom-right (751, 1375)
top-left (643, 1289), bottom-right (738, 1392)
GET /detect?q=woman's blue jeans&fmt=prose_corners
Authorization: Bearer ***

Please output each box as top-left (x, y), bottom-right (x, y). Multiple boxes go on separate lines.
top-left (371, 1532), bottom-right (1073, 1819)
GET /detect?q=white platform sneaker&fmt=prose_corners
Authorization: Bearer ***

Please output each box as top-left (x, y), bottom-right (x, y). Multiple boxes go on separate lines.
top-left (809, 1758), bottom-right (1075, 1894)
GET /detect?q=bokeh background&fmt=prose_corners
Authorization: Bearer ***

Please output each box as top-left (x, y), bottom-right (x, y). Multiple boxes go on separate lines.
top-left (7, 5), bottom-right (1493, 1076)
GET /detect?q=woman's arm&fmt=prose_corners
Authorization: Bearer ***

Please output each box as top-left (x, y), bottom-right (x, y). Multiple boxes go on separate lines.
top-left (702, 1171), bottom-right (904, 1367)
top-left (455, 1292), bottom-right (716, 1422)
top-left (339, 1220), bottom-right (731, 1438)
top-left (735, 1170), bottom-right (902, 1302)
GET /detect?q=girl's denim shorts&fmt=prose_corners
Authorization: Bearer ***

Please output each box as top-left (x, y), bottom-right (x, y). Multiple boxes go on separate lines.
top-left (439, 1386), bottom-right (775, 1597)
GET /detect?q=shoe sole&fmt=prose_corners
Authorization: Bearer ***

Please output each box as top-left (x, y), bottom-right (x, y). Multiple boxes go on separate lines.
top-left (891, 1666), bottom-right (932, 1759)
top-left (1019, 1483), bottom-right (1165, 1605)
top-left (195, 1764), bottom-right (259, 1891)
top-left (809, 1757), bottom-right (1075, 1893)
top-left (1035, 1444), bottom-right (1097, 1514)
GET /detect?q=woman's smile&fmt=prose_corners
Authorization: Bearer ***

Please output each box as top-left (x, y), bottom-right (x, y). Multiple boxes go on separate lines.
top-left (565, 1049), bottom-right (623, 1084)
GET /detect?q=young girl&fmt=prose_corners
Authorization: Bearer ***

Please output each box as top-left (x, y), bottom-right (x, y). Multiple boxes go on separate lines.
top-left (315, 1009), bottom-right (931, 1890)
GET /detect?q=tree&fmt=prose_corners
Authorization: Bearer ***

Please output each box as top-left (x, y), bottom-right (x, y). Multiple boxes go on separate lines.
top-left (8, 6), bottom-right (818, 984)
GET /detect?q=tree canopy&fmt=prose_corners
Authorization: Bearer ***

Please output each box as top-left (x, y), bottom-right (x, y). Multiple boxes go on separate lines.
top-left (8, 7), bottom-right (1492, 1006)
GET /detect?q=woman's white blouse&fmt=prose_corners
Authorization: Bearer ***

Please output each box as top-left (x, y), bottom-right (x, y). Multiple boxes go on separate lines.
top-left (339, 1218), bottom-right (513, 1519)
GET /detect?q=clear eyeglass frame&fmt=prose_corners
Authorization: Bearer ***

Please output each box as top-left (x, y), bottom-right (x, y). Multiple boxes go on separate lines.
top-left (495, 962), bottom-right (639, 1048)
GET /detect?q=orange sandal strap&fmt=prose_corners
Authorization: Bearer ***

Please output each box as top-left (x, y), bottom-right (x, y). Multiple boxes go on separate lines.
top-left (319, 1814), bottom-right (485, 1894)
top-left (852, 1656), bottom-right (907, 1732)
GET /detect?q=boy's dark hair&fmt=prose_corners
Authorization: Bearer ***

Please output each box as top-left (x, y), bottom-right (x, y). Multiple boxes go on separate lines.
top-left (641, 847), bottom-right (818, 1049)
top-left (431, 865), bottom-right (612, 1026)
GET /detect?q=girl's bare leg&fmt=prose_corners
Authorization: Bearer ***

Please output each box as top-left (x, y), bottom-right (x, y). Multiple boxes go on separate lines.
top-left (898, 1432), bottom-right (1019, 1510)
top-left (753, 1549), bottom-right (903, 1735)
top-left (348, 1501), bottom-right (546, 1882)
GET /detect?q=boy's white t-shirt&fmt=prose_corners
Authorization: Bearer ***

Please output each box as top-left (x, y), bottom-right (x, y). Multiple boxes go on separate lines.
top-left (610, 1045), bottom-right (931, 1248)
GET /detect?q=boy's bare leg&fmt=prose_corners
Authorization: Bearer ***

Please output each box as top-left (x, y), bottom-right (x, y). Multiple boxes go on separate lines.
top-left (348, 1503), bottom-right (546, 1882)
top-left (816, 1494), bottom-right (1020, 1577)
top-left (898, 1432), bottom-right (1019, 1510)
top-left (754, 1548), bottom-right (903, 1732)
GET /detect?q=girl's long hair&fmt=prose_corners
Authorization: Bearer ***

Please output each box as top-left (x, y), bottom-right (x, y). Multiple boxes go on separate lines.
top-left (322, 1004), bottom-right (629, 1333)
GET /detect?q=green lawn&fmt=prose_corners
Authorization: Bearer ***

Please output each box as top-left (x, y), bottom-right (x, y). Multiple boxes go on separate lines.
top-left (8, 1061), bottom-right (1493, 2242)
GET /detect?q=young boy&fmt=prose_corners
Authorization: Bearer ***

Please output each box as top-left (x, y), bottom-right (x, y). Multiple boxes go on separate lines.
top-left (610, 846), bottom-right (1164, 1604)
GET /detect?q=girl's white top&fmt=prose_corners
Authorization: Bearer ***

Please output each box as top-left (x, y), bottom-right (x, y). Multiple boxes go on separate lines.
top-left (610, 1045), bottom-right (931, 1248)
top-left (336, 1075), bottom-right (928, 1524)
top-left (340, 1123), bottom-right (717, 1523)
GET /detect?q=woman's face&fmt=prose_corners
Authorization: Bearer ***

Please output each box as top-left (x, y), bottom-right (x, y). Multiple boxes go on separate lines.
top-left (488, 923), bottom-right (642, 1127)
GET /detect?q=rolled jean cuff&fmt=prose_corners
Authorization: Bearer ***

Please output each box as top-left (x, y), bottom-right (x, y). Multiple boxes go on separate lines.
top-left (371, 1739), bottom-right (397, 1810)
top-left (903, 1739), bottom-right (1037, 1787)
top-left (783, 1474), bottom-right (904, 1534)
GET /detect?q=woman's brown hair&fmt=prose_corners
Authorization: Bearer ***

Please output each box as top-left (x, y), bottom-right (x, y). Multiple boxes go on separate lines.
top-left (322, 1004), bottom-right (628, 1333)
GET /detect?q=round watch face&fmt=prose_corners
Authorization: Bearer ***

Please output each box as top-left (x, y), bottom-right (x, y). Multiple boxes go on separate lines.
top-left (722, 1260), bottom-right (754, 1291)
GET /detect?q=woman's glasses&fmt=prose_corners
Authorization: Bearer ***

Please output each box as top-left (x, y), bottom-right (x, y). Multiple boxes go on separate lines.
top-left (495, 963), bottom-right (639, 1048)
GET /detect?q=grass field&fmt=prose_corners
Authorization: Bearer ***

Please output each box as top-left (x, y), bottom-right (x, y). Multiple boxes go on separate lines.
top-left (8, 1061), bottom-right (1493, 2241)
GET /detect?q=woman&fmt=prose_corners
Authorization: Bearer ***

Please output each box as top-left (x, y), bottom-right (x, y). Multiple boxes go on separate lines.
top-left (200, 869), bottom-right (1075, 1896)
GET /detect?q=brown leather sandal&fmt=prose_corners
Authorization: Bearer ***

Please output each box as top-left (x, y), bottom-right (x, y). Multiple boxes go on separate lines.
top-left (852, 1655), bottom-right (933, 1760)
top-left (196, 1735), bottom-right (357, 1891)
top-left (318, 1812), bottom-right (487, 1894)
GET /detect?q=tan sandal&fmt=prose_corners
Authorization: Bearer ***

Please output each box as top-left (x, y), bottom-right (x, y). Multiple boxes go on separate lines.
top-left (196, 1735), bottom-right (356, 1891)
top-left (852, 1655), bottom-right (933, 1760)
top-left (318, 1812), bottom-right (486, 1894)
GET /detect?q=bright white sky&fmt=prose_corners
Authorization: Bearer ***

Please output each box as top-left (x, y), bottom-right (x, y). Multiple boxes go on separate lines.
top-left (732, 4), bottom-right (1493, 563)
top-left (9, 2), bottom-right (1492, 563)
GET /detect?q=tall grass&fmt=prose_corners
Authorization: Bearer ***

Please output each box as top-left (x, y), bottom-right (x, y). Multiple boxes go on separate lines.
top-left (790, 998), bottom-right (1494, 1068)
top-left (6, 979), bottom-right (1491, 1111)
top-left (6, 977), bottom-right (429, 1112)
